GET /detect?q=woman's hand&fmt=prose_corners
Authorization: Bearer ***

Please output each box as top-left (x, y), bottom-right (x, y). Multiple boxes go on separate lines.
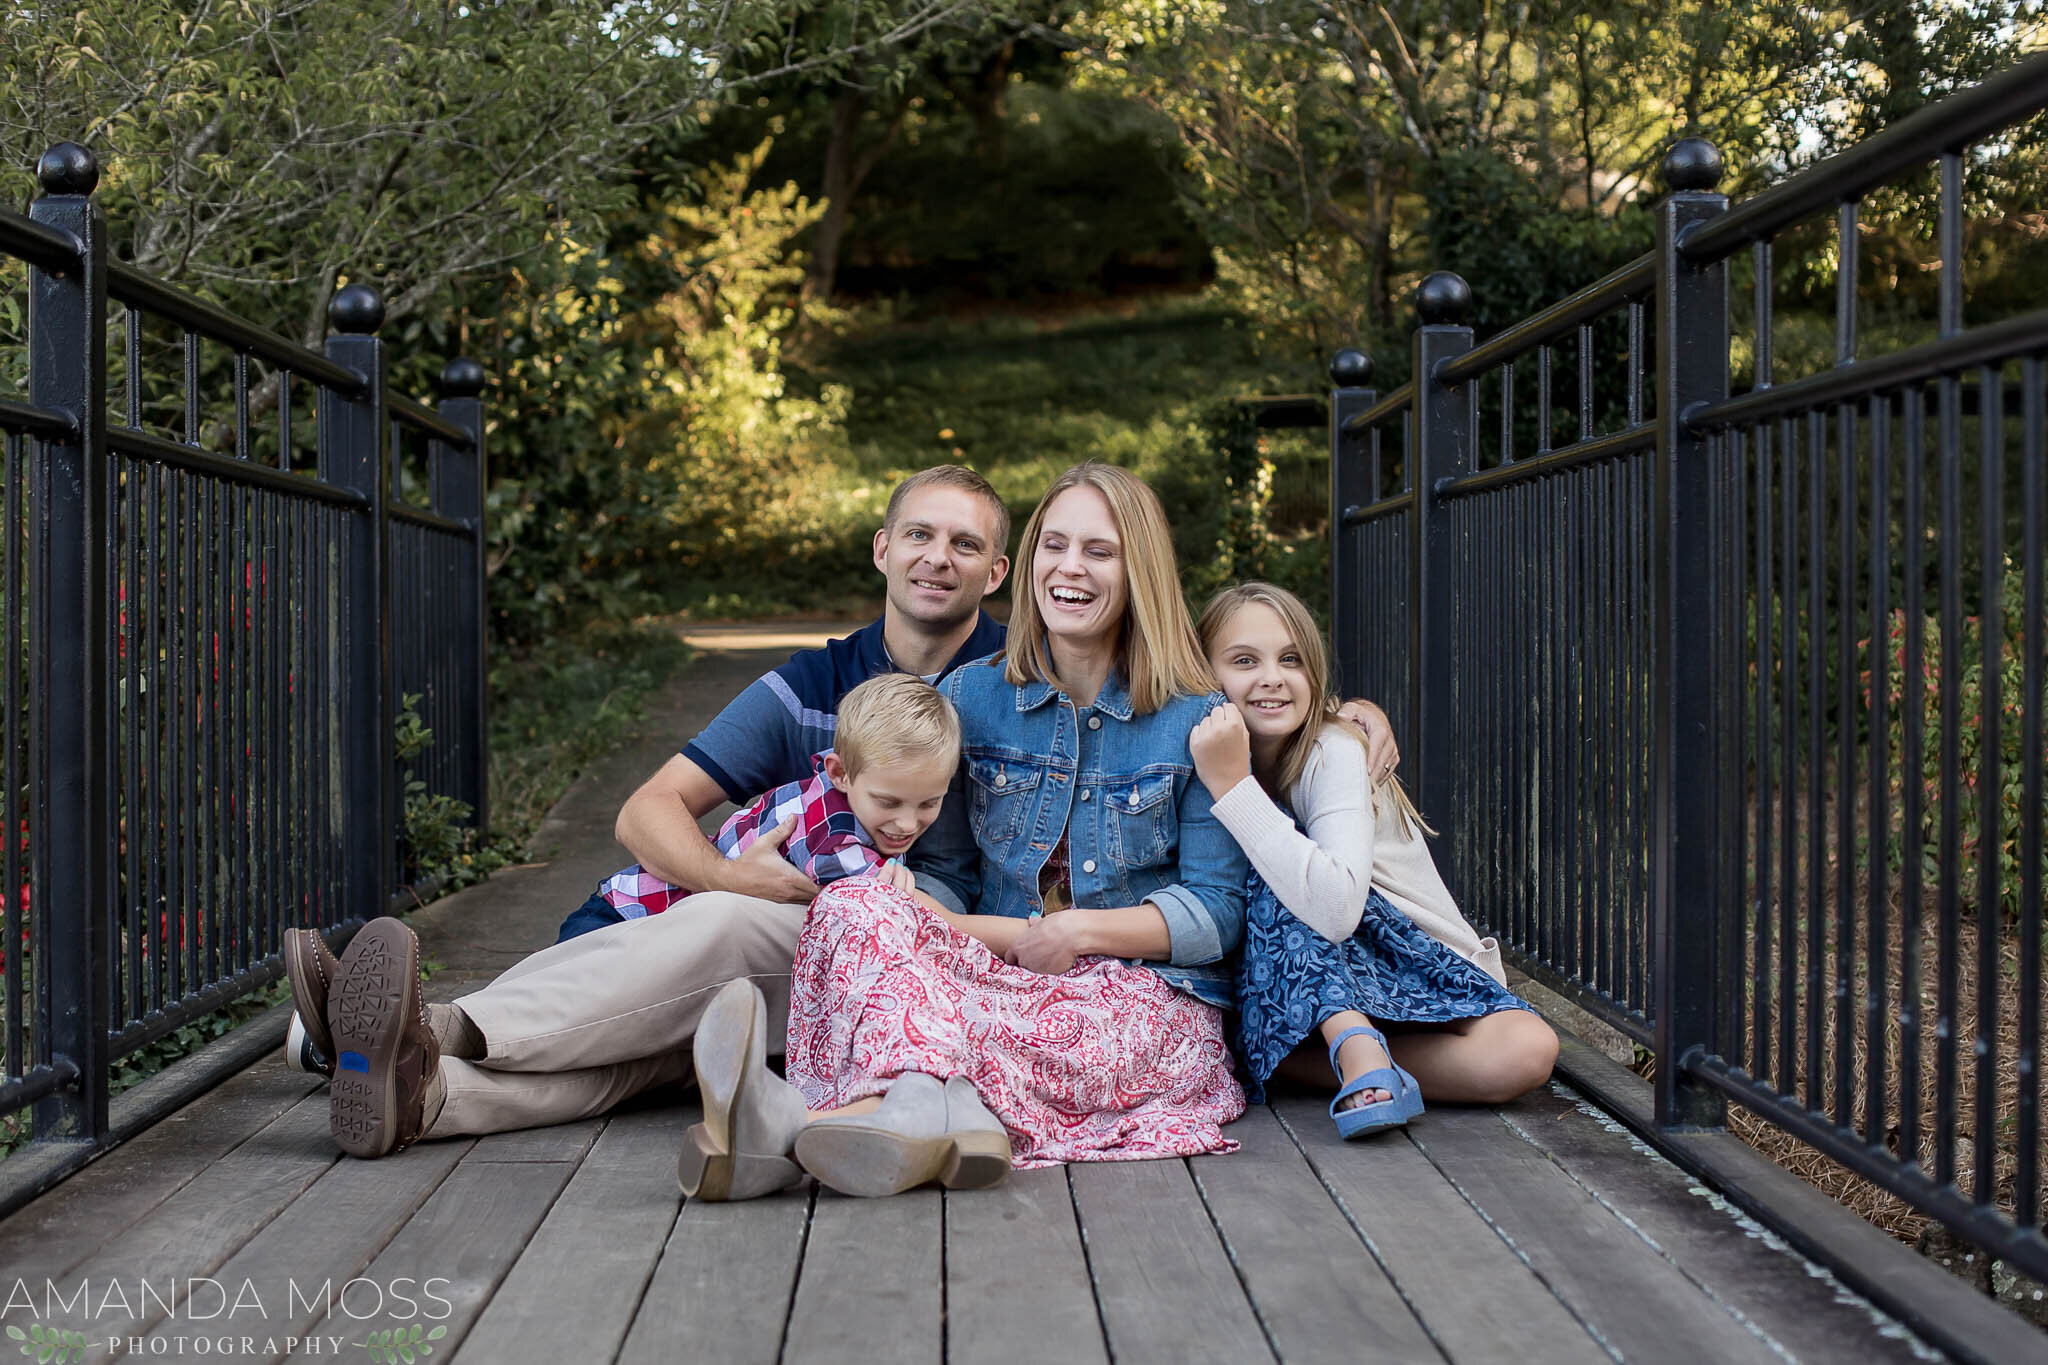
top-left (1190, 703), bottom-right (1253, 801)
top-left (1336, 698), bottom-right (1400, 783)
top-left (1006, 913), bottom-right (1089, 976)
top-left (878, 860), bottom-right (917, 895)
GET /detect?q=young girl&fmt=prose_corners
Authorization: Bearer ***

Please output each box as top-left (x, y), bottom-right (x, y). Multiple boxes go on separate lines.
top-left (1191, 583), bottom-right (1558, 1137)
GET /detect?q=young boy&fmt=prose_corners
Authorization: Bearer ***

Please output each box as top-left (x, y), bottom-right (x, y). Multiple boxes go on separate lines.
top-left (557, 671), bottom-right (961, 941)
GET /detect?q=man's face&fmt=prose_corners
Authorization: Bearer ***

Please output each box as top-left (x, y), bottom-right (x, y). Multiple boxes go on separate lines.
top-left (872, 485), bottom-right (1010, 631)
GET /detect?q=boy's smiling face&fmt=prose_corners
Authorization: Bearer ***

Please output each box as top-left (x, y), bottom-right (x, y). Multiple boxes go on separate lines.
top-left (823, 752), bottom-right (956, 857)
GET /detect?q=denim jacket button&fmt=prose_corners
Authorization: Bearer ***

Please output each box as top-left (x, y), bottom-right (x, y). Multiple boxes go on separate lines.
top-left (994, 772), bottom-right (1007, 788)
top-left (1079, 789), bottom-right (1092, 802)
top-left (1082, 859), bottom-right (1097, 874)
top-left (1087, 715), bottom-right (1102, 730)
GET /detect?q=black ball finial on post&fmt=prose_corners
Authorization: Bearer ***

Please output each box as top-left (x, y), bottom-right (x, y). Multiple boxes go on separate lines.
top-left (1415, 271), bottom-right (1472, 327)
top-left (439, 357), bottom-right (487, 398)
top-left (329, 284), bottom-right (386, 336)
top-left (1660, 137), bottom-right (1724, 193)
top-left (36, 142), bottom-right (99, 197)
top-left (1328, 348), bottom-right (1373, 387)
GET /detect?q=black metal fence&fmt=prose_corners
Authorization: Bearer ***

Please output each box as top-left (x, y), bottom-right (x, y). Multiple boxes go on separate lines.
top-left (0, 144), bottom-right (488, 1177)
top-left (1324, 52), bottom-right (2048, 1309)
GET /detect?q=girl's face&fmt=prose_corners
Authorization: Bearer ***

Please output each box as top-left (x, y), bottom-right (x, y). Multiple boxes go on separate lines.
top-left (1032, 485), bottom-right (1128, 650)
top-left (1206, 602), bottom-right (1313, 745)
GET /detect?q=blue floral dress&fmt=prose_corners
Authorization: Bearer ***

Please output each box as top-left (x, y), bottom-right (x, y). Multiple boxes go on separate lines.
top-left (1233, 871), bottom-right (1536, 1103)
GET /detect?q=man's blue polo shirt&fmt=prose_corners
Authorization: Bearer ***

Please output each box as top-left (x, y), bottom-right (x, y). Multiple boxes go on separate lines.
top-left (682, 612), bottom-right (1008, 804)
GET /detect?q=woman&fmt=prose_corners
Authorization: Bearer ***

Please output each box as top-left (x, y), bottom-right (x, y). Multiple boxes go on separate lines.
top-left (1191, 581), bottom-right (1556, 1137)
top-left (680, 463), bottom-right (1249, 1199)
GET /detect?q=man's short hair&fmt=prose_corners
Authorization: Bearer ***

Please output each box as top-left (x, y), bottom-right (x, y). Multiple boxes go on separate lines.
top-left (834, 673), bottom-right (962, 779)
top-left (883, 465), bottom-right (1011, 558)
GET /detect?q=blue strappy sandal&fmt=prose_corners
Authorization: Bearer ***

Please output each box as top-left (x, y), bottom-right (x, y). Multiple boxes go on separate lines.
top-left (1328, 1024), bottom-right (1424, 1138)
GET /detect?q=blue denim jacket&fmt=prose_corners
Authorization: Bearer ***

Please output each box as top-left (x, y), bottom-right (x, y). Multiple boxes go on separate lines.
top-left (909, 654), bottom-right (1248, 1008)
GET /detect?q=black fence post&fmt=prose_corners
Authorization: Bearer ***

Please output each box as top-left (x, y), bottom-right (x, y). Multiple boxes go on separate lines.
top-left (321, 286), bottom-right (393, 927)
top-left (1408, 274), bottom-right (1475, 867)
top-left (27, 143), bottom-right (110, 1142)
top-left (1652, 139), bottom-right (1732, 1130)
top-left (1328, 348), bottom-right (1375, 697)
top-left (433, 358), bottom-right (489, 833)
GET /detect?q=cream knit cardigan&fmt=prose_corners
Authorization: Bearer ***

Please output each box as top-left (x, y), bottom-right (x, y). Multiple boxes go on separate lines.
top-left (1208, 723), bottom-right (1507, 985)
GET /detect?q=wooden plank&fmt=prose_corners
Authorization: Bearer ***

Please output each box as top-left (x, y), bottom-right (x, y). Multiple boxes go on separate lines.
top-left (1554, 1035), bottom-right (2046, 1365)
top-left (1067, 1157), bottom-right (1272, 1365)
top-left (616, 1182), bottom-right (812, 1365)
top-left (1189, 1106), bottom-right (1441, 1364)
top-left (464, 1118), bottom-right (603, 1164)
top-left (105, 1130), bottom-right (470, 1358)
top-left (945, 1167), bottom-right (1108, 1365)
top-left (1502, 1084), bottom-right (1934, 1363)
top-left (283, 1159), bottom-right (577, 1362)
top-left (1272, 1097), bottom-right (1599, 1365)
top-left (1408, 1100), bottom-right (1784, 1365)
top-left (16, 1093), bottom-right (338, 1347)
top-left (782, 1188), bottom-right (943, 1365)
top-left (454, 1110), bottom-right (683, 1363)
top-left (0, 1062), bottom-right (321, 1281)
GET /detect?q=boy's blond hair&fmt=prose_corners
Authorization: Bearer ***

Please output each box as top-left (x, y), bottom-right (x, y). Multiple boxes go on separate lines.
top-left (834, 673), bottom-right (962, 778)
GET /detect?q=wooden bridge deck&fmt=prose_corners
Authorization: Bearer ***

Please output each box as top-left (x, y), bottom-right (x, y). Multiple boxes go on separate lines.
top-left (0, 623), bottom-right (2025, 1364)
top-left (0, 1040), bottom-right (1950, 1365)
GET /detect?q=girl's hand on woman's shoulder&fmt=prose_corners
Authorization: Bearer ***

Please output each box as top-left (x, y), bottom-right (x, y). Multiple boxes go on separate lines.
top-left (1190, 703), bottom-right (1252, 801)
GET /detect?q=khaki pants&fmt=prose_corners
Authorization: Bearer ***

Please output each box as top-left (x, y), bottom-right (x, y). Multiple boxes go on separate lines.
top-left (425, 891), bottom-right (807, 1139)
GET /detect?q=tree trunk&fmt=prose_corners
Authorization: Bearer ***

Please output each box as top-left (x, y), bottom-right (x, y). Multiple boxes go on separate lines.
top-left (805, 88), bottom-right (909, 303)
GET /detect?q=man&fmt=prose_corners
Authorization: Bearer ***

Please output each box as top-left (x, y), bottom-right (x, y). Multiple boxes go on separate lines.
top-left (293, 465), bottom-right (1015, 1156)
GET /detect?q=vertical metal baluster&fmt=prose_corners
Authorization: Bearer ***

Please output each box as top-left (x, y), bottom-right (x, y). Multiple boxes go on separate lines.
top-left (1936, 360), bottom-right (1963, 1189)
top-left (1592, 458), bottom-right (1611, 1001)
top-left (1931, 147), bottom-right (1966, 1182)
top-left (1780, 412), bottom-right (1799, 1096)
top-left (1726, 428), bottom-right (1749, 1067)
top-left (1754, 417), bottom-right (1775, 1082)
top-left (1901, 385), bottom-right (1928, 1166)
top-left (1973, 363), bottom-right (2004, 1207)
top-left (1628, 301), bottom-right (1646, 426)
top-left (2017, 354), bottom-right (2043, 1229)
top-left (4, 433), bottom-right (22, 1077)
top-left (1836, 400), bottom-right (1858, 1130)
top-left (1538, 346), bottom-right (1553, 455)
top-left (121, 458), bottom-right (139, 1028)
top-left (1806, 406), bottom-right (1826, 1112)
top-left (1578, 323), bottom-right (1595, 444)
top-left (1501, 363), bottom-right (1515, 464)
top-left (184, 332), bottom-right (199, 446)
top-left (124, 311), bottom-right (140, 430)
top-left (1866, 392), bottom-right (1892, 1145)
top-left (236, 356), bottom-right (254, 969)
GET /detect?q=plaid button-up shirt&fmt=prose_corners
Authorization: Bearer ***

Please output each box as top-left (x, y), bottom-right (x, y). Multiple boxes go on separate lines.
top-left (596, 753), bottom-right (886, 919)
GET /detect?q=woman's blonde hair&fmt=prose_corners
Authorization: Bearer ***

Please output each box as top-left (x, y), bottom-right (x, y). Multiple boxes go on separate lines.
top-left (1195, 581), bottom-right (1431, 830)
top-left (1005, 463), bottom-right (1213, 715)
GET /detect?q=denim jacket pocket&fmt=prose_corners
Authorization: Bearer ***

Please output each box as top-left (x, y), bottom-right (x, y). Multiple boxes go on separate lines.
top-left (966, 756), bottom-right (1043, 845)
top-left (1109, 771), bottom-right (1176, 865)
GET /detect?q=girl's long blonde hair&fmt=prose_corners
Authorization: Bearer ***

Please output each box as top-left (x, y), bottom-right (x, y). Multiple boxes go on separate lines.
top-left (1006, 463), bottom-right (1214, 714)
top-left (1196, 582), bottom-right (1431, 830)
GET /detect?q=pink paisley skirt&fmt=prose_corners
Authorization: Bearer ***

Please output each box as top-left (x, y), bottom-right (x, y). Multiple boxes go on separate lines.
top-left (784, 879), bottom-right (1245, 1168)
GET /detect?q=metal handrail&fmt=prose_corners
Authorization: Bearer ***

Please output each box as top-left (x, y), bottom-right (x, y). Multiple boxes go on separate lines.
top-left (107, 425), bottom-right (372, 509)
top-left (1435, 254), bottom-right (1654, 386)
top-left (0, 206), bottom-right (82, 273)
top-left (108, 262), bottom-right (367, 393)
top-left (1686, 305), bottom-right (2048, 432)
top-left (1341, 381), bottom-right (1416, 434)
top-left (1679, 50), bottom-right (2048, 263)
top-left (391, 393), bottom-right (475, 448)
top-left (1436, 422), bottom-right (1655, 499)
top-left (0, 396), bottom-right (76, 439)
